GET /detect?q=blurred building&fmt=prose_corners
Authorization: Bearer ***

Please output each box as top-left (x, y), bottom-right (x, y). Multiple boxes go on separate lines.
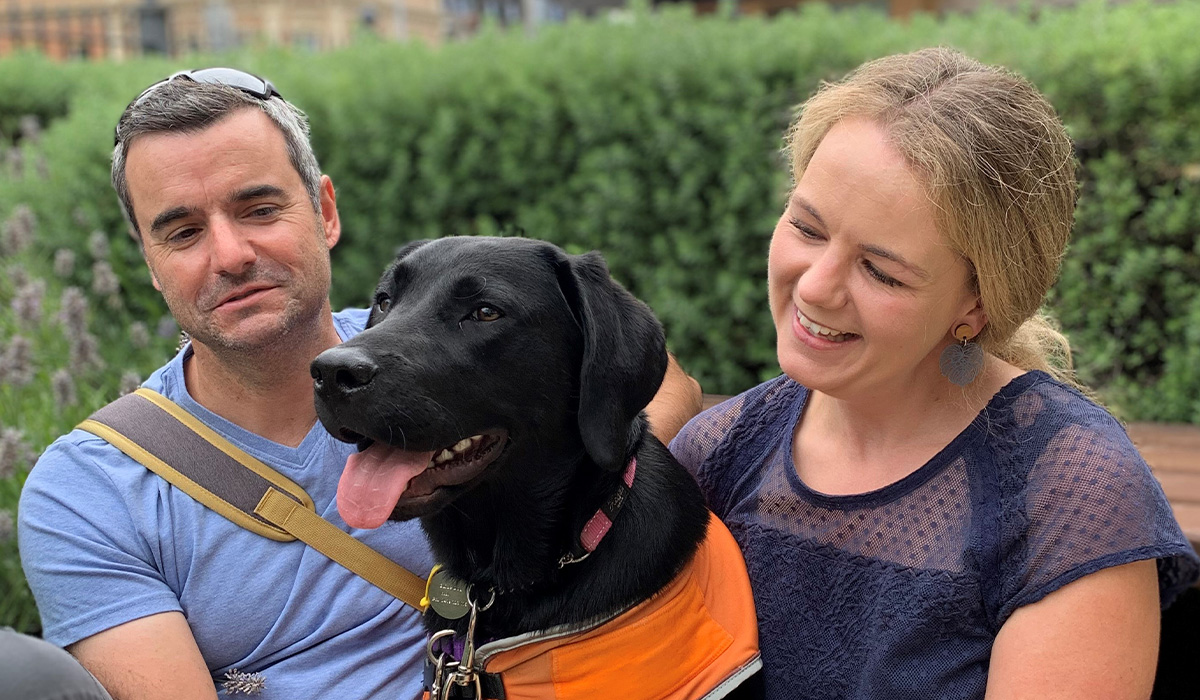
top-left (649, 0), bottom-right (1082, 18)
top-left (0, 0), bottom-right (1113, 59)
top-left (0, 0), bottom-right (444, 60)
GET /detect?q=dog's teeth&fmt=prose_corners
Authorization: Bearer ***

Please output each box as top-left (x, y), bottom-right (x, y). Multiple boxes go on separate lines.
top-left (453, 438), bottom-right (472, 453)
top-left (437, 449), bottom-right (455, 463)
top-left (469, 435), bottom-right (482, 445)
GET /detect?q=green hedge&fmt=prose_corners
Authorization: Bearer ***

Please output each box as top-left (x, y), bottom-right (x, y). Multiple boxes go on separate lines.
top-left (4, 0), bottom-right (1200, 631)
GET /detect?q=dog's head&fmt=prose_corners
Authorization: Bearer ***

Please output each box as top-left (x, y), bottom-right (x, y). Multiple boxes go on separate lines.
top-left (312, 236), bottom-right (667, 527)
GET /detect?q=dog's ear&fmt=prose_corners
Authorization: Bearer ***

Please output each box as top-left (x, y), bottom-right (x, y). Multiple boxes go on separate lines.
top-left (555, 251), bottom-right (668, 472)
top-left (393, 239), bottom-right (432, 261)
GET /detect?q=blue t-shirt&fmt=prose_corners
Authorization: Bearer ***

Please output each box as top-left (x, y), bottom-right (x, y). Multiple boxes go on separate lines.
top-left (670, 372), bottom-right (1199, 700)
top-left (18, 309), bottom-right (435, 700)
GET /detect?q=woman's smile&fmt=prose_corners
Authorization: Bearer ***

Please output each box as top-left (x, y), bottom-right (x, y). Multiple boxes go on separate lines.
top-left (793, 307), bottom-right (859, 346)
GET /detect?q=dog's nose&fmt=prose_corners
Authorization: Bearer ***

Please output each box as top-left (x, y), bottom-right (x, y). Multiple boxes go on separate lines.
top-left (311, 346), bottom-right (379, 395)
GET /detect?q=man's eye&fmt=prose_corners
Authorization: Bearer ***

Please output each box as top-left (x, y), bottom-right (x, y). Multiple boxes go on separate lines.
top-left (375, 295), bottom-right (391, 314)
top-left (470, 306), bottom-right (503, 322)
top-left (168, 228), bottom-right (199, 244)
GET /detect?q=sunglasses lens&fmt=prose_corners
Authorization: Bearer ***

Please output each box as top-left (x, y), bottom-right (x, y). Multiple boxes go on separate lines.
top-left (116, 68), bottom-right (279, 146)
top-left (188, 68), bottom-right (274, 99)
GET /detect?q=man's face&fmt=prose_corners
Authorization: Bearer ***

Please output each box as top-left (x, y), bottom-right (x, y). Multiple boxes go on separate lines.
top-left (124, 108), bottom-right (340, 353)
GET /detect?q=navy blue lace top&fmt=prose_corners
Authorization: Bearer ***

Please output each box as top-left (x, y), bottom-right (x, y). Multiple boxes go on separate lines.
top-left (670, 371), bottom-right (1199, 699)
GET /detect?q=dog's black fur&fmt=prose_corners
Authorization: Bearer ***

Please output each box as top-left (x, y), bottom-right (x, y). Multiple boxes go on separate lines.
top-left (312, 236), bottom-right (761, 697)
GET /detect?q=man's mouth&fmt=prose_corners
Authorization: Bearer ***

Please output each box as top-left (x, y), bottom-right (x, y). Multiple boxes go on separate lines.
top-left (212, 285), bottom-right (277, 310)
top-left (336, 430), bottom-right (508, 529)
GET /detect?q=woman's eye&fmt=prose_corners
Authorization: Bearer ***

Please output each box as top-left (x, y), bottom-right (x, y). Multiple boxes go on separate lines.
top-left (864, 261), bottom-right (903, 288)
top-left (791, 217), bottom-right (821, 240)
top-left (375, 295), bottom-right (391, 314)
top-left (471, 306), bottom-right (503, 322)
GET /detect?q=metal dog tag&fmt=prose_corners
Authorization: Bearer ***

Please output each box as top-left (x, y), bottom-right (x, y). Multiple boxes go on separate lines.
top-left (427, 568), bottom-right (471, 620)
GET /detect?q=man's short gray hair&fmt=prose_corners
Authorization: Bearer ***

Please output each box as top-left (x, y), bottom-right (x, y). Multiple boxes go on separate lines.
top-left (111, 78), bottom-right (323, 244)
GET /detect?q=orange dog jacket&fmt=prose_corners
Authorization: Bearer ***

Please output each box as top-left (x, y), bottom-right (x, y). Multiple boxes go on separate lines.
top-left (424, 512), bottom-right (760, 700)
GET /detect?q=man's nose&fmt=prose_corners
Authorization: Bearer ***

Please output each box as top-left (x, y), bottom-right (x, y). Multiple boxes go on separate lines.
top-left (208, 218), bottom-right (257, 274)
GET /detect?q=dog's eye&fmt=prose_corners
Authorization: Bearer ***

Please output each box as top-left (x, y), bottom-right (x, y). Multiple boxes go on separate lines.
top-left (374, 294), bottom-right (392, 314)
top-left (471, 305), bottom-right (503, 322)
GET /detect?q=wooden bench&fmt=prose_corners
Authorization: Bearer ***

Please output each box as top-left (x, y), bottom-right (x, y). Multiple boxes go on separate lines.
top-left (1129, 423), bottom-right (1200, 552)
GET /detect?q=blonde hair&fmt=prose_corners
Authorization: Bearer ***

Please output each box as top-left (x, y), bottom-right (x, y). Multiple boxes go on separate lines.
top-left (785, 47), bottom-right (1081, 387)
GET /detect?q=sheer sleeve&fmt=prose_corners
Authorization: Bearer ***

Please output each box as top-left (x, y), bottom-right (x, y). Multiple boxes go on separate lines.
top-left (994, 387), bottom-right (1199, 624)
top-left (670, 393), bottom-right (750, 515)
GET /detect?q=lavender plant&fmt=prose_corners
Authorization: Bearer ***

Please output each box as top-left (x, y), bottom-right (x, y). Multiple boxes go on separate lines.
top-left (0, 199), bottom-right (178, 634)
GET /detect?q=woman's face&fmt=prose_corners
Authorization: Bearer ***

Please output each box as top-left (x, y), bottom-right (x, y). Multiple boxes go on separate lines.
top-left (768, 118), bottom-right (984, 401)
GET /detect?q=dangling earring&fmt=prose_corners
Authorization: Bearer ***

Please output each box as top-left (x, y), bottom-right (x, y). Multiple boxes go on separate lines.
top-left (939, 323), bottom-right (984, 386)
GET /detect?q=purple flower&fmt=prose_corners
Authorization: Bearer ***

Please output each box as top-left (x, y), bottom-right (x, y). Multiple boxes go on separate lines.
top-left (51, 368), bottom-right (77, 409)
top-left (0, 336), bottom-right (34, 387)
top-left (0, 510), bottom-right (14, 542)
top-left (69, 332), bottom-right (104, 373)
top-left (88, 230), bottom-right (110, 261)
top-left (11, 278), bottom-right (46, 327)
top-left (118, 371), bottom-right (142, 396)
top-left (54, 248), bottom-right (76, 278)
top-left (58, 287), bottom-right (89, 336)
top-left (1, 204), bottom-right (35, 256)
top-left (0, 427), bottom-right (34, 479)
top-left (92, 261), bottom-right (120, 297)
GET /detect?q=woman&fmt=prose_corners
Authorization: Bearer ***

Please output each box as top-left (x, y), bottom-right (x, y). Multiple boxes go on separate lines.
top-left (670, 48), bottom-right (1199, 699)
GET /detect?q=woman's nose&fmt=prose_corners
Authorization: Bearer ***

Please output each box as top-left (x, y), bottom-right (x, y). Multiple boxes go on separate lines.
top-left (795, 249), bottom-right (848, 309)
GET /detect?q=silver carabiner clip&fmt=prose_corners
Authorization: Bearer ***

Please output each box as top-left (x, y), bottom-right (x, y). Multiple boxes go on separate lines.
top-left (425, 628), bottom-right (457, 666)
top-left (444, 670), bottom-right (483, 700)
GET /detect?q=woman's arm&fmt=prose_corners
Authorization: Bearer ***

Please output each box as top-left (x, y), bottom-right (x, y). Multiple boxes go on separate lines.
top-left (986, 559), bottom-right (1160, 700)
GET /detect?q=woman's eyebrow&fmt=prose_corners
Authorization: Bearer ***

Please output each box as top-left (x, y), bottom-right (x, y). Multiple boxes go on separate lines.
top-left (794, 193), bottom-right (932, 281)
top-left (860, 243), bottom-right (932, 281)
top-left (791, 194), bottom-right (827, 228)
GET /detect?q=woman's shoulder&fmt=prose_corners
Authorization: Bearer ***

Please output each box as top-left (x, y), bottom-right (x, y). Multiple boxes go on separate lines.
top-left (980, 371), bottom-right (1153, 508)
top-left (674, 375), bottom-right (803, 452)
top-left (981, 372), bottom-right (1199, 618)
top-left (981, 371), bottom-right (1133, 459)
top-left (669, 375), bottom-right (803, 503)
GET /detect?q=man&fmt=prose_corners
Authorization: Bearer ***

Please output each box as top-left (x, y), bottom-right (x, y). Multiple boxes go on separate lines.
top-left (17, 69), bottom-right (702, 699)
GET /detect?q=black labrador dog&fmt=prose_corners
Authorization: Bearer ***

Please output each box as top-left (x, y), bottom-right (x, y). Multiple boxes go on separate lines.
top-left (312, 236), bottom-right (761, 698)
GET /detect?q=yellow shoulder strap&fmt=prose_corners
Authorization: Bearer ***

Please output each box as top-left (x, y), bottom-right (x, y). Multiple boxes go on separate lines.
top-left (79, 388), bottom-right (428, 612)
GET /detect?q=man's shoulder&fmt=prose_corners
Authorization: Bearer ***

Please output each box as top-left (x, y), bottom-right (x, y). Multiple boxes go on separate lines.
top-left (22, 427), bottom-right (150, 504)
top-left (334, 308), bottom-right (370, 339)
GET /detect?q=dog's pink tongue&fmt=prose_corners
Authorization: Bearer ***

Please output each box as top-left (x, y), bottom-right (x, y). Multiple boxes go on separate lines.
top-left (337, 443), bottom-right (436, 529)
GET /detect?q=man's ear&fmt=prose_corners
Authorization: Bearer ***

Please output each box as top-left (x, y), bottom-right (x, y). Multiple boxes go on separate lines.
top-left (319, 175), bottom-right (341, 249)
top-left (146, 259), bottom-right (162, 292)
top-left (555, 251), bottom-right (667, 472)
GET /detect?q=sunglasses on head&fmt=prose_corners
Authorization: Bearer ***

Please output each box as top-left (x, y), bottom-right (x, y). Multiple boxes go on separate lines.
top-left (114, 67), bottom-right (281, 146)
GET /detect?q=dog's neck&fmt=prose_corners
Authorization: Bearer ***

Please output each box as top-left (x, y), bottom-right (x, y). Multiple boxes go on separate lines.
top-left (420, 432), bottom-right (627, 592)
top-left (418, 416), bottom-right (710, 640)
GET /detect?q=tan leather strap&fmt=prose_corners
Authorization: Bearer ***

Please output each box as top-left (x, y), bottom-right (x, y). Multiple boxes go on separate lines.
top-left (79, 388), bottom-right (428, 612)
top-left (254, 488), bottom-right (428, 607)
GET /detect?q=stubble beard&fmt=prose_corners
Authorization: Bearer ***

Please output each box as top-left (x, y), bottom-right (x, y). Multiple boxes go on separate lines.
top-left (165, 263), bottom-right (330, 362)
